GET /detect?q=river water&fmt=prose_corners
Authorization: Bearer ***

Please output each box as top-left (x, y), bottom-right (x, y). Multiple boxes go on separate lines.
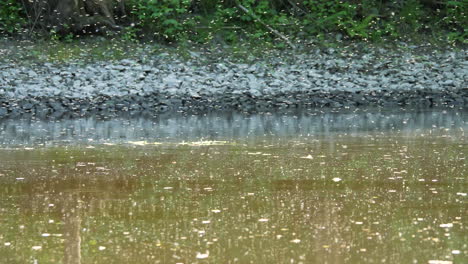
top-left (0, 108), bottom-right (466, 264)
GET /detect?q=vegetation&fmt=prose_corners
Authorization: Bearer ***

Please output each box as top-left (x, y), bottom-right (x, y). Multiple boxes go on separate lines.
top-left (0, 0), bottom-right (466, 46)
top-left (0, 0), bottom-right (25, 33)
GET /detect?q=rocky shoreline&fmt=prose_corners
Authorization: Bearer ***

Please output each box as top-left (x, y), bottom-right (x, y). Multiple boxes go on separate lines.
top-left (1, 47), bottom-right (467, 119)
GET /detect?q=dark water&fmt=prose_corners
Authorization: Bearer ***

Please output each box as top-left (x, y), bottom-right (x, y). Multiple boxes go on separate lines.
top-left (0, 109), bottom-right (466, 264)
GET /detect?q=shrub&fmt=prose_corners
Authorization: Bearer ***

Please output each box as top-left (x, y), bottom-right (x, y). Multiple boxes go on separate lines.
top-left (126, 0), bottom-right (195, 41)
top-left (0, 0), bottom-right (465, 44)
top-left (443, 0), bottom-right (468, 43)
top-left (0, 0), bottom-right (26, 33)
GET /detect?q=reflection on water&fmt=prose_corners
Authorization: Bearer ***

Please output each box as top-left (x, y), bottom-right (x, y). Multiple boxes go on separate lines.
top-left (0, 109), bottom-right (466, 263)
top-left (0, 108), bottom-right (466, 145)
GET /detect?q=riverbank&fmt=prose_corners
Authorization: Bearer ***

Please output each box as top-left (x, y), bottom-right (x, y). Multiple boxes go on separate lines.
top-left (0, 41), bottom-right (466, 119)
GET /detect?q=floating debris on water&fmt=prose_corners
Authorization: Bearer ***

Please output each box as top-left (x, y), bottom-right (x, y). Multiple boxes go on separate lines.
top-left (439, 223), bottom-right (453, 228)
top-left (196, 251), bottom-right (209, 259)
top-left (127, 140), bottom-right (231, 146)
top-left (128, 141), bottom-right (152, 146)
top-left (179, 141), bottom-right (232, 146)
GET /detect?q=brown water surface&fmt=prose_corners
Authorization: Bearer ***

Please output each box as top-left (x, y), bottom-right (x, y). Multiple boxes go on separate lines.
top-left (0, 110), bottom-right (466, 264)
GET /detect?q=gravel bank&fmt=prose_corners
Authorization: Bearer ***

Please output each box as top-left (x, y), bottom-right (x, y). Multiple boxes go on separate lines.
top-left (0, 47), bottom-right (467, 119)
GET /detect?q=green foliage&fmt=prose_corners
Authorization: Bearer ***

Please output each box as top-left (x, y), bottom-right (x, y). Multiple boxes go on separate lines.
top-left (398, 0), bottom-right (425, 33)
top-left (0, 0), bottom-right (466, 45)
top-left (443, 0), bottom-right (468, 43)
top-left (444, 0), bottom-right (468, 28)
top-left (0, 0), bottom-right (26, 33)
top-left (127, 0), bottom-right (195, 41)
top-left (302, 0), bottom-right (356, 32)
top-left (48, 28), bottom-right (75, 43)
top-left (121, 25), bottom-right (139, 42)
top-left (123, 0), bottom-right (467, 44)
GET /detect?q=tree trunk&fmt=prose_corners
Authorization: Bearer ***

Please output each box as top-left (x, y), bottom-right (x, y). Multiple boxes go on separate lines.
top-left (22, 0), bottom-right (124, 34)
